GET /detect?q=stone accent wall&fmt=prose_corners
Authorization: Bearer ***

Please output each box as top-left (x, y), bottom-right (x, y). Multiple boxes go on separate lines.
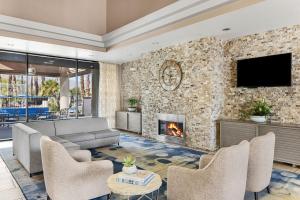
top-left (120, 25), bottom-right (300, 151)
top-left (222, 25), bottom-right (300, 123)
top-left (121, 38), bottom-right (224, 150)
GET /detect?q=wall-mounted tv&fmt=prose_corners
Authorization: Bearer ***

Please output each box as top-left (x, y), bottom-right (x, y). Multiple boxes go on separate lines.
top-left (237, 53), bottom-right (292, 87)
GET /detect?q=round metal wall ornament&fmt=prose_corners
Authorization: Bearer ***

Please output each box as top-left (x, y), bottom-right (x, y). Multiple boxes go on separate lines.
top-left (159, 60), bottom-right (182, 91)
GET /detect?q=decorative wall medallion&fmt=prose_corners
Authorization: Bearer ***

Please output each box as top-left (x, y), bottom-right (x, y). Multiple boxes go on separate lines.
top-left (159, 60), bottom-right (182, 91)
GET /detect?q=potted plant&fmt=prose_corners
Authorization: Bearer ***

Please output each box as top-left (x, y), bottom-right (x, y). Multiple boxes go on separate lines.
top-left (127, 97), bottom-right (138, 112)
top-left (122, 155), bottom-right (137, 174)
top-left (241, 99), bottom-right (272, 123)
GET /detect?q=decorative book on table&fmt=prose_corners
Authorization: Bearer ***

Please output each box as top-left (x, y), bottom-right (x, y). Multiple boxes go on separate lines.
top-left (116, 170), bottom-right (155, 186)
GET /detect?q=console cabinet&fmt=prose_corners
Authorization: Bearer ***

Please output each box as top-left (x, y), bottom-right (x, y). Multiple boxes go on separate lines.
top-left (116, 112), bottom-right (128, 130)
top-left (116, 111), bottom-right (142, 133)
top-left (220, 120), bottom-right (300, 166)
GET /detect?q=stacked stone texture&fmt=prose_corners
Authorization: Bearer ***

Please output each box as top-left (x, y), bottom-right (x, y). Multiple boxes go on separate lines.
top-left (120, 25), bottom-right (300, 151)
top-left (222, 25), bottom-right (300, 124)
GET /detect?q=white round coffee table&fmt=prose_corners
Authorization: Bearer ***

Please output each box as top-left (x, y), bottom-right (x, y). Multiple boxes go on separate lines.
top-left (107, 171), bottom-right (162, 200)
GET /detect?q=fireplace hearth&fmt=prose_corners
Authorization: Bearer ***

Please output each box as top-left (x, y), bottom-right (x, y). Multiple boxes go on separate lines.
top-left (157, 113), bottom-right (185, 145)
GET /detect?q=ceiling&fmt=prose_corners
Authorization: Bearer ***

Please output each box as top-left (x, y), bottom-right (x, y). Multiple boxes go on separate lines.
top-left (106, 0), bottom-right (176, 33)
top-left (0, 0), bottom-right (175, 35)
top-left (100, 0), bottom-right (300, 63)
top-left (0, 0), bottom-right (299, 64)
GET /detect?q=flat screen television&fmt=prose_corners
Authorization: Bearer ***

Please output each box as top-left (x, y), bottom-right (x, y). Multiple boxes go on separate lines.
top-left (237, 53), bottom-right (292, 87)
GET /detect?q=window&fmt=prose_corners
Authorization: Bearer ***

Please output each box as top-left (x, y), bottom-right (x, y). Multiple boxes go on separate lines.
top-left (78, 61), bottom-right (99, 117)
top-left (0, 51), bottom-right (27, 122)
top-left (0, 51), bottom-right (99, 122)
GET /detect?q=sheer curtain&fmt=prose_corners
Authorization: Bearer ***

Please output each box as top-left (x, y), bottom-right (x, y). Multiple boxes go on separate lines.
top-left (98, 62), bottom-right (121, 128)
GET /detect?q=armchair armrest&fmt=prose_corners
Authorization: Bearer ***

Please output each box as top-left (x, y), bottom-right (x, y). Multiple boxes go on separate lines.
top-left (69, 150), bottom-right (91, 162)
top-left (12, 123), bottom-right (43, 174)
top-left (167, 166), bottom-right (198, 200)
top-left (75, 160), bottom-right (113, 177)
top-left (85, 160), bottom-right (113, 174)
top-left (70, 160), bottom-right (113, 196)
top-left (49, 159), bottom-right (113, 199)
top-left (199, 154), bottom-right (214, 169)
top-left (13, 123), bottom-right (39, 135)
top-left (168, 165), bottom-right (216, 200)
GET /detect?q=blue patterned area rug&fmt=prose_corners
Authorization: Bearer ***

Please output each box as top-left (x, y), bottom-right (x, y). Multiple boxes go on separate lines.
top-left (0, 134), bottom-right (300, 200)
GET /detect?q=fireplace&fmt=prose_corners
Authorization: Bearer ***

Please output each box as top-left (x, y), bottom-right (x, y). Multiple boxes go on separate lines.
top-left (157, 113), bottom-right (185, 144)
top-left (159, 120), bottom-right (184, 138)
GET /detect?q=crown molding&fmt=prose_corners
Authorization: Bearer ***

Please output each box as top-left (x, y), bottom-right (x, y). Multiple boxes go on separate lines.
top-left (0, 15), bottom-right (105, 48)
top-left (0, 0), bottom-right (236, 49)
top-left (102, 0), bottom-right (236, 46)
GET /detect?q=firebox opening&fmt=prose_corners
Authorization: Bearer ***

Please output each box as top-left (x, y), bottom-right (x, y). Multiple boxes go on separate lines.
top-left (159, 120), bottom-right (184, 138)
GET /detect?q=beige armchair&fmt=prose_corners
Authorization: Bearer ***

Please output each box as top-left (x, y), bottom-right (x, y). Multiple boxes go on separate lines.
top-left (167, 140), bottom-right (250, 200)
top-left (246, 132), bottom-right (275, 200)
top-left (40, 136), bottom-right (113, 200)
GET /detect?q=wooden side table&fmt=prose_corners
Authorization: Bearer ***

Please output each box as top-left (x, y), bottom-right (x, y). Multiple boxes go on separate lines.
top-left (107, 171), bottom-right (162, 200)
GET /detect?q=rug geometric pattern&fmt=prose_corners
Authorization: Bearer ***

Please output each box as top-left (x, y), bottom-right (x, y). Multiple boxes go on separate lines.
top-left (0, 134), bottom-right (299, 200)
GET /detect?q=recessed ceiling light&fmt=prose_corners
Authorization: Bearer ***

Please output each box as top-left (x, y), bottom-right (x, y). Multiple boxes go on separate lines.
top-left (222, 28), bottom-right (231, 31)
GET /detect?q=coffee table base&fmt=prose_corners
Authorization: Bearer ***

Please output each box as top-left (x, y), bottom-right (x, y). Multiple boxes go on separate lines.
top-left (124, 188), bottom-right (159, 200)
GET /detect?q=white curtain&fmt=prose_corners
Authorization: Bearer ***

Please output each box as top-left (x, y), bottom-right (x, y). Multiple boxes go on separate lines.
top-left (99, 62), bottom-right (121, 128)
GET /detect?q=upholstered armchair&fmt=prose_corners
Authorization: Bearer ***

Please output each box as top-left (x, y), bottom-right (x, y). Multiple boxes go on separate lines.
top-left (246, 132), bottom-right (275, 200)
top-left (40, 136), bottom-right (113, 200)
top-left (167, 141), bottom-right (250, 200)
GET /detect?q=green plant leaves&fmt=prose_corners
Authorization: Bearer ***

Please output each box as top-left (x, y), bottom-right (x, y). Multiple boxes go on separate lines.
top-left (240, 98), bottom-right (272, 118)
top-left (128, 97), bottom-right (138, 107)
top-left (122, 155), bottom-right (136, 167)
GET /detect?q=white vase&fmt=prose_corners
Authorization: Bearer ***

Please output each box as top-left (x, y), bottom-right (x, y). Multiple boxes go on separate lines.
top-left (122, 165), bottom-right (137, 174)
top-left (250, 116), bottom-right (267, 123)
top-left (127, 107), bottom-right (137, 112)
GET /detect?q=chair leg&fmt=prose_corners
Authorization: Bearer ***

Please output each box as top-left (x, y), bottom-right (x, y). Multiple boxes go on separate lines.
top-left (107, 193), bottom-right (111, 200)
top-left (47, 195), bottom-right (51, 200)
top-left (254, 192), bottom-right (258, 200)
top-left (267, 186), bottom-right (270, 194)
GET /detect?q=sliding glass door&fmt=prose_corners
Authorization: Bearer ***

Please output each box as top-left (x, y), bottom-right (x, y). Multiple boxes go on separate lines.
top-left (0, 50), bottom-right (99, 125)
top-left (78, 61), bottom-right (99, 117)
top-left (0, 51), bottom-right (27, 139)
top-left (27, 55), bottom-right (78, 121)
top-left (0, 51), bottom-right (27, 123)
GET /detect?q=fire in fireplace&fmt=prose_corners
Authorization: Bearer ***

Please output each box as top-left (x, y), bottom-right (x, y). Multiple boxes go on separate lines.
top-left (159, 120), bottom-right (184, 138)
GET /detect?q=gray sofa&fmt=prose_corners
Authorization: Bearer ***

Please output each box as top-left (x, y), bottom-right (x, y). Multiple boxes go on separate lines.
top-left (12, 117), bottom-right (120, 176)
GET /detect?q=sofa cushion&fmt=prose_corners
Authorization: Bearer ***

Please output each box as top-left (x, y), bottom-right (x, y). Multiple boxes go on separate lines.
top-left (61, 142), bottom-right (81, 151)
top-left (58, 133), bottom-right (95, 143)
top-left (49, 136), bottom-right (69, 144)
top-left (25, 121), bottom-right (55, 136)
top-left (92, 130), bottom-right (120, 139)
top-left (55, 118), bottom-right (109, 135)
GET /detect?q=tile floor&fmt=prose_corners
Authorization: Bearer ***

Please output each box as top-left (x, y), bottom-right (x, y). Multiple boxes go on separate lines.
top-left (0, 141), bottom-right (25, 200)
top-left (0, 140), bottom-right (299, 200)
